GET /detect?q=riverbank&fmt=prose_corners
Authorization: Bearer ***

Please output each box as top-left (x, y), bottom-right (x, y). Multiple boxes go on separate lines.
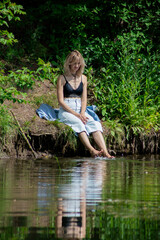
top-left (1, 79), bottom-right (160, 159)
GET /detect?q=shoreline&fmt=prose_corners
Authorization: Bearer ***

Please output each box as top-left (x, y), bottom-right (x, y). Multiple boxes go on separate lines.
top-left (1, 79), bottom-right (160, 160)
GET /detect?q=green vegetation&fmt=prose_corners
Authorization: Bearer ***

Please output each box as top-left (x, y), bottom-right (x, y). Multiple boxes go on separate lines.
top-left (0, 0), bottom-right (159, 150)
top-left (91, 33), bottom-right (160, 132)
top-left (0, 0), bottom-right (26, 45)
top-left (32, 94), bottom-right (58, 108)
top-left (0, 105), bottom-right (14, 146)
top-left (0, 58), bottom-right (60, 104)
top-left (47, 120), bottom-right (78, 154)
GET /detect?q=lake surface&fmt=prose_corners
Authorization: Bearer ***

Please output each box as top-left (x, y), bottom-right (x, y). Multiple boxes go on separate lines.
top-left (0, 155), bottom-right (160, 240)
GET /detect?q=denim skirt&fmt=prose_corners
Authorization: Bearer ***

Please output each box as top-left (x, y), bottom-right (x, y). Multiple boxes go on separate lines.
top-left (58, 98), bottom-right (103, 135)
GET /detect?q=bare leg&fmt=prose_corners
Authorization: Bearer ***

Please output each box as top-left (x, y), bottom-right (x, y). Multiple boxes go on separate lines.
top-left (92, 131), bottom-right (114, 158)
top-left (78, 131), bottom-right (103, 157)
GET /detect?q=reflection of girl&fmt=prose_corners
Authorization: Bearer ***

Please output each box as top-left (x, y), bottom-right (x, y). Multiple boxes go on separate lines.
top-left (57, 50), bottom-right (114, 158)
top-left (56, 159), bottom-right (106, 239)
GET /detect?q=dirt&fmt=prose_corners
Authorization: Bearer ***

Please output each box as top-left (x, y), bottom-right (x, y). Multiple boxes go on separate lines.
top-left (3, 80), bottom-right (60, 159)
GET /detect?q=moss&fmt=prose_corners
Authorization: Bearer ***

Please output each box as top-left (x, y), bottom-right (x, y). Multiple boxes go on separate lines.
top-left (47, 120), bottom-right (64, 129)
top-left (49, 121), bottom-right (78, 154)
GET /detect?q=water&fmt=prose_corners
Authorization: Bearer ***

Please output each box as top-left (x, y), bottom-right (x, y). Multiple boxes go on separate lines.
top-left (0, 155), bottom-right (160, 240)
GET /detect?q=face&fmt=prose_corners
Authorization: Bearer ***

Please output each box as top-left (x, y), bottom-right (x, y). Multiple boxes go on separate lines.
top-left (69, 59), bottom-right (81, 74)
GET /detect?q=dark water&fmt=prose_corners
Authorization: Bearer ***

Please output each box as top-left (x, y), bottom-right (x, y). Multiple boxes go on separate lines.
top-left (0, 155), bottom-right (160, 240)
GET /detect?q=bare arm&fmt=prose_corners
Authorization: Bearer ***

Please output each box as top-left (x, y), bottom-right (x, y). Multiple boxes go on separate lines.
top-left (79, 75), bottom-right (89, 124)
top-left (81, 75), bottom-right (87, 114)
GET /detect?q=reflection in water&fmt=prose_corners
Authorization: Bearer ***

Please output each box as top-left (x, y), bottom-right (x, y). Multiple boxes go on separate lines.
top-left (0, 155), bottom-right (160, 239)
top-left (56, 160), bottom-right (105, 239)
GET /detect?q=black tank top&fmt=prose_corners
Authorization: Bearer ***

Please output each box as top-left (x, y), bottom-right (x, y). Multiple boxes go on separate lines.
top-left (63, 75), bottom-right (83, 98)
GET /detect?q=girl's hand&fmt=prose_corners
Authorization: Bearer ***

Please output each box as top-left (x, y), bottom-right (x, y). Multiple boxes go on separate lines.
top-left (76, 113), bottom-right (89, 124)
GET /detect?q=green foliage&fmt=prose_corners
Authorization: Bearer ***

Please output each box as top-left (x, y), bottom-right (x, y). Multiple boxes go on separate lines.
top-left (103, 119), bottom-right (125, 139)
top-left (36, 58), bottom-right (60, 85)
top-left (5, 58), bottom-right (59, 91)
top-left (4, 45), bottom-right (25, 62)
top-left (90, 31), bottom-right (160, 132)
top-left (0, 0), bottom-right (159, 60)
top-left (0, 105), bottom-right (13, 144)
top-left (8, 67), bottom-right (35, 89)
top-left (0, 58), bottom-right (60, 104)
top-left (0, 0), bottom-right (26, 45)
top-left (0, 86), bottom-right (26, 104)
top-left (0, 68), bottom-right (27, 103)
top-left (0, 0), bottom-right (159, 136)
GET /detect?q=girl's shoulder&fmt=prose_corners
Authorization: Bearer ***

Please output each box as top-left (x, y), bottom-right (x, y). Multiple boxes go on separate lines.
top-left (58, 74), bottom-right (65, 79)
top-left (82, 74), bottom-right (87, 84)
top-left (57, 74), bottom-right (66, 85)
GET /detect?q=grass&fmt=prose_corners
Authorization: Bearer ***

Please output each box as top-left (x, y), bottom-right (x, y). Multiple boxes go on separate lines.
top-left (0, 105), bottom-right (17, 148)
top-left (31, 94), bottom-right (59, 108)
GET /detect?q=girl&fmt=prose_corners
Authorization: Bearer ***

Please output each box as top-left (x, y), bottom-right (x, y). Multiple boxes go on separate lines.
top-left (57, 50), bottom-right (114, 158)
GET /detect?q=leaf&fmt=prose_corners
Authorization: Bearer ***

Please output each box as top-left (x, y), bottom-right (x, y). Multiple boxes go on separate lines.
top-left (102, 108), bottom-right (106, 116)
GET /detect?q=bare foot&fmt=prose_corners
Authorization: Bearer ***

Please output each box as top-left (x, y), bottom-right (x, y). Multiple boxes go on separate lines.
top-left (90, 149), bottom-right (103, 158)
top-left (103, 152), bottom-right (115, 159)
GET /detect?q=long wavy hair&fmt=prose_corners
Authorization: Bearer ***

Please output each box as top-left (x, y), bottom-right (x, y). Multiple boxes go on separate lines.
top-left (64, 50), bottom-right (85, 77)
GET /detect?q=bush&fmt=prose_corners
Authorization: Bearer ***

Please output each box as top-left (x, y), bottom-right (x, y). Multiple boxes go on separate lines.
top-left (36, 58), bottom-right (60, 85)
top-left (90, 32), bottom-right (160, 131)
top-left (8, 67), bottom-right (35, 89)
top-left (0, 0), bottom-right (26, 46)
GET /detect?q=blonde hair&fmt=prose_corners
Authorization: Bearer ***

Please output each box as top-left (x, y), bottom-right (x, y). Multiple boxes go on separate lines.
top-left (64, 50), bottom-right (85, 77)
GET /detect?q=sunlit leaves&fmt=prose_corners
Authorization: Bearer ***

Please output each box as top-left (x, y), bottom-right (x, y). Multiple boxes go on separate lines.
top-left (0, 0), bottom-right (26, 45)
top-left (0, 86), bottom-right (26, 104)
top-left (91, 32), bottom-right (160, 131)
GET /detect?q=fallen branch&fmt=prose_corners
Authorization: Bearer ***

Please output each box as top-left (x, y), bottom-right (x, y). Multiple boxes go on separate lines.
top-left (10, 110), bottom-right (37, 158)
